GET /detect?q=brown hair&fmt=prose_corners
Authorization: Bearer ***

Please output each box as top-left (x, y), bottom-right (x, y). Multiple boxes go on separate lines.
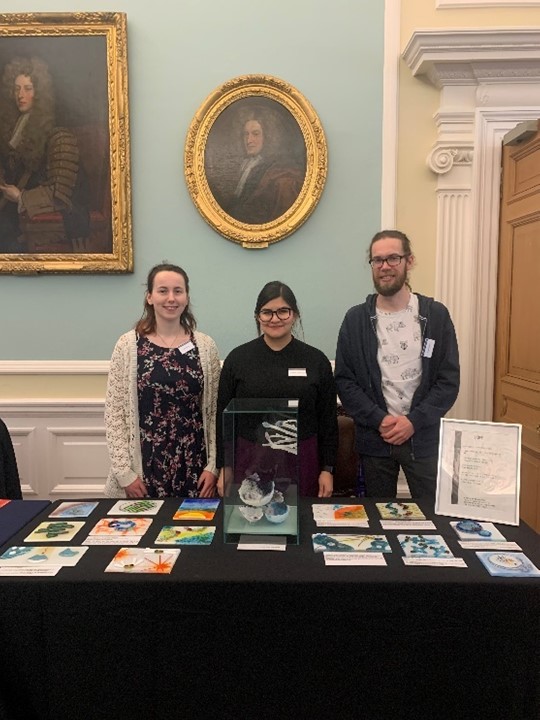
top-left (368, 229), bottom-right (412, 260)
top-left (368, 229), bottom-right (413, 291)
top-left (135, 263), bottom-right (196, 336)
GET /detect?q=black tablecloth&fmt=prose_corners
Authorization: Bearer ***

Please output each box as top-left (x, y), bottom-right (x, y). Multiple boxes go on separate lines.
top-left (0, 500), bottom-right (50, 546)
top-left (0, 498), bottom-right (538, 720)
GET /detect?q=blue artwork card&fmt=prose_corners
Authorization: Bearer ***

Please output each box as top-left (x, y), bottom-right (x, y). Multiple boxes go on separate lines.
top-left (398, 533), bottom-right (453, 558)
top-left (476, 552), bottom-right (540, 577)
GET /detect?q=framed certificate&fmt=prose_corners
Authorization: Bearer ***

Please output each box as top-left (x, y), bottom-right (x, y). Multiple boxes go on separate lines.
top-left (435, 418), bottom-right (521, 526)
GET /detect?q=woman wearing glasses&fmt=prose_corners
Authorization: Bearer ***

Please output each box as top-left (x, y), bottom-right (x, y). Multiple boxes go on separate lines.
top-left (216, 280), bottom-right (338, 497)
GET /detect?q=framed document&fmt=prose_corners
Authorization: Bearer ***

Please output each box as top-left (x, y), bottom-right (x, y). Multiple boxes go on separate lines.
top-left (435, 419), bottom-right (521, 526)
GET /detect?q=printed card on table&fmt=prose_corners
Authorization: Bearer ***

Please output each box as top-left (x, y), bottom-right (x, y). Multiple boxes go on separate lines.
top-left (476, 551), bottom-right (540, 577)
top-left (108, 499), bottom-right (164, 516)
top-left (24, 521), bottom-right (85, 543)
top-left (376, 502), bottom-right (426, 521)
top-left (398, 533), bottom-right (453, 558)
top-left (312, 533), bottom-right (391, 553)
top-left (312, 504), bottom-right (368, 526)
top-left (88, 517), bottom-right (152, 537)
top-left (173, 498), bottom-right (220, 521)
top-left (155, 525), bottom-right (216, 545)
top-left (105, 547), bottom-right (180, 574)
top-left (49, 501), bottom-right (99, 518)
top-left (0, 545), bottom-right (88, 566)
top-left (450, 520), bottom-right (505, 541)
top-left (333, 505), bottom-right (368, 521)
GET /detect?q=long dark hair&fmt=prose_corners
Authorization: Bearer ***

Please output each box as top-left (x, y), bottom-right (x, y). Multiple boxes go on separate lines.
top-left (254, 280), bottom-right (302, 336)
top-left (135, 263), bottom-right (196, 336)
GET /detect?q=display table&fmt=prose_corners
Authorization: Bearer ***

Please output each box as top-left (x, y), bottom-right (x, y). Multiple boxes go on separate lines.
top-left (0, 498), bottom-right (538, 720)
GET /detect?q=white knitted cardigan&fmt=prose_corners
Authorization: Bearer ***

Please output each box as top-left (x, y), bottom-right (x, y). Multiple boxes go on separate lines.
top-left (104, 329), bottom-right (221, 498)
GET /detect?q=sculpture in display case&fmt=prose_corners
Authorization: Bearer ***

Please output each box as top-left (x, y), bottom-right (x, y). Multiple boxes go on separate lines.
top-left (222, 398), bottom-right (299, 544)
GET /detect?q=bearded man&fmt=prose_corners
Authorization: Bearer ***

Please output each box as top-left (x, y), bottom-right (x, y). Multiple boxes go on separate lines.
top-left (335, 230), bottom-right (460, 503)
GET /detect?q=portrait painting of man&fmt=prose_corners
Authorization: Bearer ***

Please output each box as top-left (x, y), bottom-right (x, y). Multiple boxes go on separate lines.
top-left (0, 34), bottom-right (111, 257)
top-left (204, 97), bottom-right (307, 225)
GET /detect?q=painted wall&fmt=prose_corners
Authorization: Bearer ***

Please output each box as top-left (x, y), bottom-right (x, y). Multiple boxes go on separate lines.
top-left (397, 0), bottom-right (540, 295)
top-left (1, 0), bottom-right (384, 373)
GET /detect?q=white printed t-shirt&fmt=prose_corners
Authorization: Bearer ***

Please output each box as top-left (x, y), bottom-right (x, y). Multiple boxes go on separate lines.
top-left (376, 292), bottom-right (422, 416)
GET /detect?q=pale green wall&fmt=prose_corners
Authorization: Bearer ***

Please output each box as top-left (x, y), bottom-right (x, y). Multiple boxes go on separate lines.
top-left (1, 0), bottom-right (384, 362)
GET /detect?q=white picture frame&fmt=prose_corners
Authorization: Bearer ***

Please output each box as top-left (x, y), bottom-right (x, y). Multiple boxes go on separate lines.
top-left (435, 418), bottom-right (521, 526)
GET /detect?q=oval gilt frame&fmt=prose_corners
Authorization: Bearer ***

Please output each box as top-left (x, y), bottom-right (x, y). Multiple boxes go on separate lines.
top-left (185, 75), bottom-right (327, 249)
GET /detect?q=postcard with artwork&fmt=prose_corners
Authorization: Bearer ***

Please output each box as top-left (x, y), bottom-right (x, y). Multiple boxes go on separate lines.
top-left (476, 551), bottom-right (540, 577)
top-left (155, 525), bottom-right (216, 545)
top-left (88, 517), bottom-right (152, 537)
top-left (173, 498), bottom-right (220, 521)
top-left (105, 547), bottom-right (180, 574)
top-left (398, 534), bottom-right (454, 558)
top-left (450, 520), bottom-right (506, 541)
top-left (332, 505), bottom-right (368, 521)
top-left (49, 501), bottom-right (99, 519)
top-left (108, 499), bottom-right (164, 516)
top-left (312, 533), bottom-right (391, 553)
top-left (312, 504), bottom-right (369, 526)
top-left (0, 545), bottom-right (88, 567)
top-left (376, 502), bottom-right (426, 521)
top-left (24, 521), bottom-right (85, 543)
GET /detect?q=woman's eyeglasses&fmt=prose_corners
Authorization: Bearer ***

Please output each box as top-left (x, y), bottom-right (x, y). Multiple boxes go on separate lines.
top-left (257, 307), bottom-right (292, 322)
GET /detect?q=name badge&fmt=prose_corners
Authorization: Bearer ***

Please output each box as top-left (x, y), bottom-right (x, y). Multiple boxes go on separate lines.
top-left (422, 338), bottom-right (435, 358)
top-left (288, 368), bottom-right (307, 377)
top-left (179, 341), bottom-right (195, 354)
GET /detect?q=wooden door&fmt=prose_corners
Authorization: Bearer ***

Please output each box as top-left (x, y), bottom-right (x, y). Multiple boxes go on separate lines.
top-left (494, 120), bottom-right (540, 532)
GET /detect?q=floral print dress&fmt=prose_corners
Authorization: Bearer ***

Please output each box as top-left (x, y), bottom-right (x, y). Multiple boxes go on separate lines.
top-left (137, 335), bottom-right (206, 497)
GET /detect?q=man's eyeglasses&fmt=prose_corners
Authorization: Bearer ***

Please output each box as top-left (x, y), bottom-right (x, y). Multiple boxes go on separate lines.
top-left (369, 254), bottom-right (409, 269)
top-left (257, 307), bottom-right (292, 322)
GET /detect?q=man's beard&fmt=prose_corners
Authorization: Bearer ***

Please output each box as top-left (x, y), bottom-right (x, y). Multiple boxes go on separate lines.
top-left (373, 271), bottom-right (408, 297)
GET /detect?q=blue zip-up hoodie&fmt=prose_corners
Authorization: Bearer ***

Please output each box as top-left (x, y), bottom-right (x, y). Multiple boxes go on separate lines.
top-left (335, 293), bottom-right (460, 458)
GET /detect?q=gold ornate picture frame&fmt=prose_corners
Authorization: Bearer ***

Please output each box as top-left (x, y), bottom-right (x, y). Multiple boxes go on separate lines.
top-left (185, 75), bottom-right (327, 249)
top-left (0, 12), bottom-right (132, 274)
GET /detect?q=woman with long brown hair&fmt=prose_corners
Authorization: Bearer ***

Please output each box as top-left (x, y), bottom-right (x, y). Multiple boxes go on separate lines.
top-left (105, 263), bottom-right (220, 498)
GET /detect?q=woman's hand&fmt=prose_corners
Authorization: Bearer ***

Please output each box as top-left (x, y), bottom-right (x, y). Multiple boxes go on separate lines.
top-left (318, 470), bottom-right (333, 498)
top-left (124, 476), bottom-right (147, 498)
top-left (197, 470), bottom-right (217, 498)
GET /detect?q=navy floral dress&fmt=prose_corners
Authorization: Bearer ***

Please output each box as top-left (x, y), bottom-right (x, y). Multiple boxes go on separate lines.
top-left (137, 335), bottom-right (206, 497)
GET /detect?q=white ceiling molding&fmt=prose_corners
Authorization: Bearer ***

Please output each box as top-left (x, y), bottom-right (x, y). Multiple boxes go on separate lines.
top-left (402, 28), bottom-right (540, 422)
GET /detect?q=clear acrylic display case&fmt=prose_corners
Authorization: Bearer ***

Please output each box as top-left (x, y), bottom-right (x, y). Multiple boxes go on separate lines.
top-left (222, 398), bottom-right (299, 544)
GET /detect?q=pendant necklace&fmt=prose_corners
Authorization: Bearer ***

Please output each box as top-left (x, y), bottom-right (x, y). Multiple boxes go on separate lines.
top-left (155, 331), bottom-right (181, 349)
